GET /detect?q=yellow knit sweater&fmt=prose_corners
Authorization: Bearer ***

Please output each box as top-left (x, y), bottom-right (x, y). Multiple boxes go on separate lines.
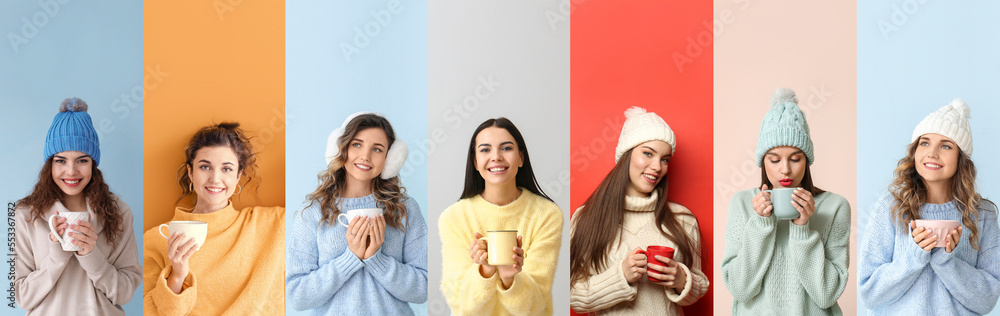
top-left (439, 189), bottom-right (564, 316)
top-left (142, 202), bottom-right (285, 315)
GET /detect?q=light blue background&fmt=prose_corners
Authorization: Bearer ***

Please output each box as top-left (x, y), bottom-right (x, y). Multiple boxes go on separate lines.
top-left (857, 1), bottom-right (1000, 314)
top-left (0, 1), bottom-right (143, 315)
top-left (286, 0), bottom-right (428, 315)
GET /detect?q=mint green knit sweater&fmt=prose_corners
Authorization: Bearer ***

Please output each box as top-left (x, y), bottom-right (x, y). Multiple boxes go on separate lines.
top-left (721, 188), bottom-right (851, 315)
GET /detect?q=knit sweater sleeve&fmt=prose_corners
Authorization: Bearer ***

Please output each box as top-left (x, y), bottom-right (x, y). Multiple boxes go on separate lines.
top-left (363, 198), bottom-right (429, 303)
top-left (439, 204), bottom-right (500, 315)
top-left (285, 205), bottom-right (365, 310)
top-left (569, 206), bottom-right (638, 313)
top-left (13, 209), bottom-right (75, 311)
top-left (496, 203), bottom-right (562, 315)
top-left (858, 194), bottom-right (931, 307)
top-left (75, 200), bottom-right (142, 305)
top-left (142, 230), bottom-right (198, 316)
top-left (721, 189), bottom-right (778, 302)
top-left (927, 205), bottom-right (1000, 314)
top-left (787, 193), bottom-right (850, 308)
top-left (665, 206), bottom-right (709, 306)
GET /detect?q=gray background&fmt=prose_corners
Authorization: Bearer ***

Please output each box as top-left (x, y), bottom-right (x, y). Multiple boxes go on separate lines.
top-left (427, 1), bottom-right (570, 315)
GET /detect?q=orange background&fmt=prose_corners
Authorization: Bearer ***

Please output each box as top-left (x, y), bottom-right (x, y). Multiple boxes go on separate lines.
top-left (142, 1), bottom-right (285, 231)
top-left (570, 0), bottom-right (713, 315)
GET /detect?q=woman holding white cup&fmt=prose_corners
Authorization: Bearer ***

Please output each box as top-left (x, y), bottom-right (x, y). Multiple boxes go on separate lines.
top-left (286, 112), bottom-right (427, 315)
top-left (14, 98), bottom-right (141, 315)
top-left (439, 118), bottom-right (563, 315)
top-left (142, 122), bottom-right (286, 315)
top-left (721, 88), bottom-right (851, 315)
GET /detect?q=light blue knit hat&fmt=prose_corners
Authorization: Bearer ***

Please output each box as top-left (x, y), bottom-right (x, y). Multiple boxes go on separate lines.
top-left (44, 98), bottom-right (100, 166)
top-left (755, 88), bottom-right (813, 167)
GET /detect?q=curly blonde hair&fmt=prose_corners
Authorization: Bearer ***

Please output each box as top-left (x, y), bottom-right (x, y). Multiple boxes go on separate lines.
top-left (305, 114), bottom-right (408, 230)
top-left (890, 140), bottom-right (994, 251)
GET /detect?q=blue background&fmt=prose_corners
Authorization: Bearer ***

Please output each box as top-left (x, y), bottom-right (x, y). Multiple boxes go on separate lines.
top-left (857, 1), bottom-right (1000, 314)
top-left (0, 1), bottom-right (143, 315)
top-left (286, 0), bottom-right (428, 315)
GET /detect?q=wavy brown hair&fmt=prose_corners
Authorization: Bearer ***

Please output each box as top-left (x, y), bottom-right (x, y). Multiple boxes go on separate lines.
top-left (570, 149), bottom-right (698, 286)
top-left (889, 140), bottom-right (994, 251)
top-left (175, 122), bottom-right (260, 207)
top-left (306, 114), bottom-right (408, 230)
top-left (17, 158), bottom-right (123, 248)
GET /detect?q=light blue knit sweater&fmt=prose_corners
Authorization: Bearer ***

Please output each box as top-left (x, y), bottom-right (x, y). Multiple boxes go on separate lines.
top-left (286, 194), bottom-right (428, 315)
top-left (859, 193), bottom-right (1000, 315)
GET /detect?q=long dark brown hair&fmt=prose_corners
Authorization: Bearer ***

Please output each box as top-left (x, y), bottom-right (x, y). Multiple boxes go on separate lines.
top-left (306, 114), bottom-right (408, 230)
top-left (459, 118), bottom-right (551, 202)
top-left (889, 140), bottom-right (994, 251)
top-left (175, 122), bottom-right (260, 207)
top-left (570, 149), bottom-right (697, 286)
top-left (17, 158), bottom-right (123, 248)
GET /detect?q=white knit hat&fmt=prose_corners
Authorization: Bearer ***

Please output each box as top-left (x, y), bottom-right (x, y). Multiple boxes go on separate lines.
top-left (911, 98), bottom-right (973, 156)
top-left (614, 107), bottom-right (675, 163)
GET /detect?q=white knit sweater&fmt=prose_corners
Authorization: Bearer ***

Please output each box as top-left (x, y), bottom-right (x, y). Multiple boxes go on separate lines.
top-left (570, 191), bottom-right (709, 315)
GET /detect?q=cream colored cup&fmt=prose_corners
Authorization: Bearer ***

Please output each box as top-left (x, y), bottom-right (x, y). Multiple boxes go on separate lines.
top-left (478, 230), bottom-right (518, 265)
top-left (47, 212), bottom-right (91, 251)
top-left (337, 208), bottom-right (385, 228)
top-left (158, 221), bottom-right (208, 247)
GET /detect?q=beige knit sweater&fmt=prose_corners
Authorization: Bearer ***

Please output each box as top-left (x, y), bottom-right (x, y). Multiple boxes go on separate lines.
top-left (570, 191), bottom-right (708, 315)
top-left (13, 196), bottom-right (142, 316)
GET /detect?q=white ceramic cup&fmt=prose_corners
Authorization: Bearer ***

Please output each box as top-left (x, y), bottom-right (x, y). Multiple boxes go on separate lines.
top-left (478, 230), bottom-right (518, 265)
top-left (158, 221), bottom-right (208, 247)
top-left (337, 208), bottom-right (384, 228)
top-left (48, 212), bottom-right (91, 251)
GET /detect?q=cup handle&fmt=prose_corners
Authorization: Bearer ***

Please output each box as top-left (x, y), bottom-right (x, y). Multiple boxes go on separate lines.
top-left (636, 249), bottom-right (648, 258)
top-left (158, 224), bottom-right (169, 239)
top-left (477, 236), bottom-right (489, 250)
top-left (337, 214), bottom-right (350, 228)
top-left (47, 214), bottom-right (64, 243)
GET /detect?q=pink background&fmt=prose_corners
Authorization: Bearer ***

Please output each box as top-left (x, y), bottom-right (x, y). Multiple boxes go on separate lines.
top-left (713, 0), bottom-right (857, 313)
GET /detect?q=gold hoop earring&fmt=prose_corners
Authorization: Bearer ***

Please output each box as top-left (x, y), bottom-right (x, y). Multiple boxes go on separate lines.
top-left (188, 183), bottom-right (193, 192)
top-left (235, 184), bottom-right (242, 195)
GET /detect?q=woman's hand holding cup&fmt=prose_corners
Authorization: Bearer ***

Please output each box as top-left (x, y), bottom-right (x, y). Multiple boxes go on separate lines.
top-left (48, 216), bottom-right (68, 243)
top-left (363, 215), bottom-right (386, 259)
top-left (622, 247), bottom-right (648, 283)
top-left (346, 215), bottom-right (371, 259)
top-left (166, 232), bottom-right (199, 294)
top-left (69, 219), bottom-right (98, 256)
top-left (470, 232), bottom-right (496, 278)
top-left (497, 235), bottom-right (524, 290)
top-left (647, 256), bottom-right (687, 291)
top-left (910, 221), bottom-right (938, 252)
top-left (752, 184), bottom-right (773, 217)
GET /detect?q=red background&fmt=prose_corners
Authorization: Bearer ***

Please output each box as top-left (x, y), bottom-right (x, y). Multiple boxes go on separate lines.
top-left (570, 0), bottom-right (713, 315)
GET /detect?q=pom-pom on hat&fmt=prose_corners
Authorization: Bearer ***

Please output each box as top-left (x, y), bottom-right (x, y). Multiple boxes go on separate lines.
top-left (911, 98), bottom-right (973, 156)
top-left (325, 111), bottom-right (408, 180)
top-left (755, 88), bottom-right (814, 167)
top-left (44, 98), bottom-right (101, 166)
top-left (614, 107), bottom-right (676, 163)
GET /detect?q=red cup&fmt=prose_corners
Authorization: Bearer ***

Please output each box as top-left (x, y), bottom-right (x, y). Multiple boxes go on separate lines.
top-left (637, 246), bottom-right (675, 282)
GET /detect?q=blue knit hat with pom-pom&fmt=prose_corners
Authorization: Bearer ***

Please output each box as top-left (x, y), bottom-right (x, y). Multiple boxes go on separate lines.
top-left (755, 88), bottom-right (814, 167)
top-left (44, 98), bottom-right (101, 166)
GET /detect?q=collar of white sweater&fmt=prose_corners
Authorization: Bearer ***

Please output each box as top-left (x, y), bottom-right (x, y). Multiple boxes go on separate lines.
top-left (624, 190), bottom-right (658, 212)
